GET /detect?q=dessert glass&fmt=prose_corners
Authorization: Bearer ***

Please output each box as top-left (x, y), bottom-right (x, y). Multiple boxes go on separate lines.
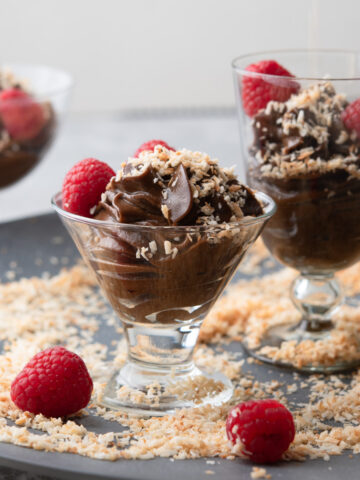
top-left (233, 50), bottom-right (360, 373)
top-left (52, 191), bottom-right (275, 416)
top-left (0, 64), bottom-right (72, 188)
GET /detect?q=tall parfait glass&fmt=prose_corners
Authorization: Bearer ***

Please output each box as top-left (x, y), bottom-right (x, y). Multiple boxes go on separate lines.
top-left (233, 50), bottom-right (360, 373)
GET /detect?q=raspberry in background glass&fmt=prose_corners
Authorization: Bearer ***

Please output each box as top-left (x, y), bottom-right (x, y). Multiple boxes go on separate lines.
top-left (0, 65), bottom-right (72, 188)
top-left (232, 50), bottom-right (360, 373)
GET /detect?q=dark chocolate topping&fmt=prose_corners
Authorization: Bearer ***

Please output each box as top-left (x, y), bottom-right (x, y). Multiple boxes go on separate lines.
top-left (95, 147), bottom-right (263, 226)
top-left (163, 164), bottom-right (193, 224)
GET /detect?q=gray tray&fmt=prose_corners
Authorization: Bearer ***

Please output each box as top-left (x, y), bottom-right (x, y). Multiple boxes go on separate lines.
top-left (0, 213), bottom-right (358, 480)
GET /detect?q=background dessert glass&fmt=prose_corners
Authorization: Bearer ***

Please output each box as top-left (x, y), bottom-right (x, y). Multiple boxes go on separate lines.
top-left (0, 64), bottom-right (72, 188)
top-left (233, 50), bottom-right (360, 373)
top-left (52, 190), bottom-right (275, 416)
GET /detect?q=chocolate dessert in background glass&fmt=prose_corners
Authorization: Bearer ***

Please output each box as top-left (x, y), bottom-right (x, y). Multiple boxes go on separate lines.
top-left (0, 64), bottom-right (72, 188)
top-left (232, 50), bottom-right (360, 373)
top-left (52, 146), bottom-right (275, 416)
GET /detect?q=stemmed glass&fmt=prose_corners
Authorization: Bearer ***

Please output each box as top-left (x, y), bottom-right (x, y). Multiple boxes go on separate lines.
top-left (233, 50), bottom-right (360, 373)
top-left (52, 191), bottom-right (275, 416)
top-left (0, 63), bottom-right (72, 189)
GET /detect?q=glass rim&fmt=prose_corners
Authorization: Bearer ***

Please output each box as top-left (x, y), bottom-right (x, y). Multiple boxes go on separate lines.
top-left (1, 63), bottom-right (74, 98)
top-left (231, 48), bottom-right (360, 81)
top-left (51, 190), bottom-right (276, 232)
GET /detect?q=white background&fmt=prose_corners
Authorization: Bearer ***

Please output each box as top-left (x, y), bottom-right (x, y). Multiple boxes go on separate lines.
top-left (1, 0), bottom-right (357, 112)
top-left (1, 0), bottom-right (360, 221)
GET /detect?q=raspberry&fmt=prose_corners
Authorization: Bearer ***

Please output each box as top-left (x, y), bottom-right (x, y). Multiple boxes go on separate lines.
top-left (0, 88), bottom-right (45, 141)
top-left (242, 60), bottom-right (299, 117)
top-left (10, 346), bottom-right (93, 418)
top-left (226, 399), bottom-right (295, 463)
top-left (341, 98), bottom-right (360, 137)
top-left (134, 139), bottom-right (175, 157)
top-left (62, 158), bottom-right (115, 217)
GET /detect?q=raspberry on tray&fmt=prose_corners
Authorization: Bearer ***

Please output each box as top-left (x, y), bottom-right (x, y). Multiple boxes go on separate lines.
top-left (226, 399), bottom-right (295, 463)
top-left (10, 346), bottom-right (93, 418)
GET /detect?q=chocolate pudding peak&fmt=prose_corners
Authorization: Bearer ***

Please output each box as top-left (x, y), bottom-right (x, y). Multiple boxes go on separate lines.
top-left (252, 82), bottom-right (360, 179)
top-left (95, 146), bottom-right (263, 226)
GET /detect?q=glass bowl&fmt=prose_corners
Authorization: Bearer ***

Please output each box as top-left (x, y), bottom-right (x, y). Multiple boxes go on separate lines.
top-left (0, 63), bottom-right (72, 188)
top-left (232, 49), bottom-right (360, 372)
top-left (52, 190), bottom-right (275, 416)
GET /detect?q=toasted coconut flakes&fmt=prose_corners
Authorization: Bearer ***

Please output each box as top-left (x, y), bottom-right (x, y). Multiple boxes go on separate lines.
top-left (149, 241), bottom-right (157, 254)
top-left (161, 204), bottom-right (170, 220)
top-left (164, 240), bottom-right (172, 255)
top-left (5, 271), bottom-right (16, 281)
top-left (251, 467), bottom-right (271, 479)
top-left (0, 250), bottom-right (360, 464)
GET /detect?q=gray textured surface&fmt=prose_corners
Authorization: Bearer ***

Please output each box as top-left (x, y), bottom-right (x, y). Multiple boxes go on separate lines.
top-left (0, 214), bottom-right (359, 480)
top-left (0, 111), bottom-right (358, 478)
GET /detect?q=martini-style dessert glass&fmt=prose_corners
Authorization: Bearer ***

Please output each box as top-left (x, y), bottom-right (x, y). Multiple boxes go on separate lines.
top-left (52, 145), bottom-right (275, 416)
top-left (233, 50), bottom-right (360, 373)
top-left (0, 64), bottom-right (72, 188)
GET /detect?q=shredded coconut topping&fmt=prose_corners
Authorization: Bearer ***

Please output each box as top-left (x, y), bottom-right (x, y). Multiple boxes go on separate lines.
top-left (113, 146), bottom-right (255, 225)
top-left (1, 252), bottom-right (360, 466)
top-left (251, 82), bottom-right (360, 179)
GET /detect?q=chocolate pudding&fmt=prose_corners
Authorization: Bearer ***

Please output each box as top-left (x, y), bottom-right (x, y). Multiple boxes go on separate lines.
top-left (92, 147), bottom-right (264, 324)
top-left (0, 70), bottom-right (56, 188)
top-left (248, 82), bottom-right (360, 274)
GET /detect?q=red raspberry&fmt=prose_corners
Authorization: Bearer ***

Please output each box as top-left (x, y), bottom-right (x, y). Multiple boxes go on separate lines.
top-left (0, 88), bottom-right (45, 141)
top-left (242, 60), bottom-right (299, 117)
top-left (341, 98), bottom-right (360, 137)
top-left (10, 346), bottom-right (93, 418)
top-left (226, 399), bottom-right (295, 463)
top-left (134, 139), bottom-right (175, 157)
top-left (62, 158), bottom-right (115, 217)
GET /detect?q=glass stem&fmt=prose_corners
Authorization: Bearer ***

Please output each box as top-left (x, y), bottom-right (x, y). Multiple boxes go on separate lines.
top-left (291, 273), bottom-right (342, 332)
top-left (122, 320), bottom-right (202, 375)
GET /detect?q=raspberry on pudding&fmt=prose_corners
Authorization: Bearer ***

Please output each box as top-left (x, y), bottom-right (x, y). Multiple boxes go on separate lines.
top-left (62, 158), bottom-right (116, 217)
top-left (248, 82), bottom-right (360, 274)
top-left (241, 59), bottom-right (299, 117)
top-left (0, 69), bottom-right (55, 188)
top-left (134, 139), bottom-right (175, 158)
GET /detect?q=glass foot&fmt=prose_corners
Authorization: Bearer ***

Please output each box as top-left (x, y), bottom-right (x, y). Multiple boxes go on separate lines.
top-left (100, 360), bottom-right (233, 416)
top-left (245, 320), bottom-right (360, 373)
top-left (245, 272), bottom-right (360, 373)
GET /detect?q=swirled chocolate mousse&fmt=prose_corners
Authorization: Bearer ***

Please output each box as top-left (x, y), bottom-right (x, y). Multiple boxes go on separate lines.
top-left (0, 69), bottom-right (55, 188)
top-left (248, 82), bottom-right (360, 273)
top-left (92, 146), bottom-right (263, 324)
